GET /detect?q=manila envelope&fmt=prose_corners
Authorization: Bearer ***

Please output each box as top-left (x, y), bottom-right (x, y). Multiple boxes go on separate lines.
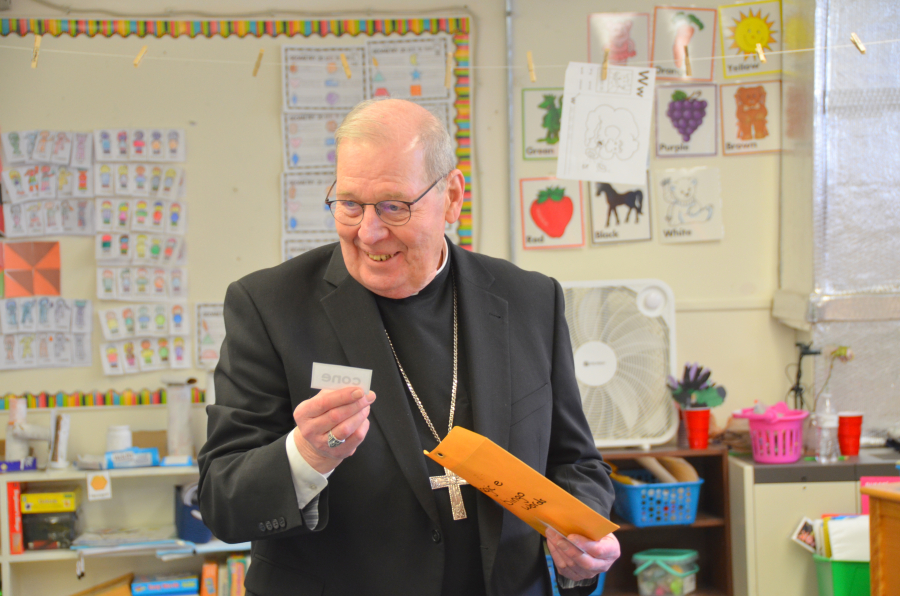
top-left (426, 426), bottom-right (618, 542)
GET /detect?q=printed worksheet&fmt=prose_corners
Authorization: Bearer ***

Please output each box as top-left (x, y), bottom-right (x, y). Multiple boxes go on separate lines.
top-left (282, 172), bottom-right (337, 234)
top-left (283, 46), bottom-right (367, 111)
top-left (283, 112), bottom-right (346, 171)
top-left (196, 303), bottom-right (226, 370)
top-left (557, 62), bottom-right (655, 186)
top-left (366, 37), bottom-right (452, 102)
top-left (282, 234), bottom-right (340, 262)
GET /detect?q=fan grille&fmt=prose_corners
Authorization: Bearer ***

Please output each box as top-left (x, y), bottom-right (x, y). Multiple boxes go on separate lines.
top-left (564, 284), bottom-right (678, 447)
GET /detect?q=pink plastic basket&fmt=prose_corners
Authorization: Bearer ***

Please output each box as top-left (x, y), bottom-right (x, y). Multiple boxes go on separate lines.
top-left (733, 402), bottom-right (809, 464)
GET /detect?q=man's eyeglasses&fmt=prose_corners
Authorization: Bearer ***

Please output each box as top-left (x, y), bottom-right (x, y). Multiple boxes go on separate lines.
top-left (325, 174), bottom-right (447, 227)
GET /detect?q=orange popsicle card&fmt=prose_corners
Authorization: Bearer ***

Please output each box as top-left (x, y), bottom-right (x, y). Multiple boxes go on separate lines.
top-left (425, 426), bottom-right (618, 541)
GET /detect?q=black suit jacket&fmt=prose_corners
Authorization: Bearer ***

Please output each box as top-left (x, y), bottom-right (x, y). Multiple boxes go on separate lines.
top-left (198, 241), bottom-right (615, 596)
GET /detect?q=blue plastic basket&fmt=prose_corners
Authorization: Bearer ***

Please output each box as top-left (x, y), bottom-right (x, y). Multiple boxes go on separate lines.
top-left (612, 469), bottom-right (704, 528)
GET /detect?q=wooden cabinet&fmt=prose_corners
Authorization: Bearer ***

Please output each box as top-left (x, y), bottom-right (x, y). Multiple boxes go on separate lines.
top-left (599, 445), bottom-right (732, 596)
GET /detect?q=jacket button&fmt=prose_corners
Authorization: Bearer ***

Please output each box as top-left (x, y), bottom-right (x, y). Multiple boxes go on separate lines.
top-left (258, 522), bottom-right (266, 532)
top-left (265, 521), bottom-right (273, 531)
top-left (432, 530), bottom-right (442, 543)
top-left (279, 517), bottom-right (286, 528)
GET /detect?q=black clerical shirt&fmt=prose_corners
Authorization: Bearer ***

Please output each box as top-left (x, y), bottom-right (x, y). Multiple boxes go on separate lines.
top-left (375, 250), bottom-right (487, 596)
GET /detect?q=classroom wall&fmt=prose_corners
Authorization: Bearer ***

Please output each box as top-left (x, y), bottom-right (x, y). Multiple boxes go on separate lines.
top-left (0, 0), bottom-right (795, 432)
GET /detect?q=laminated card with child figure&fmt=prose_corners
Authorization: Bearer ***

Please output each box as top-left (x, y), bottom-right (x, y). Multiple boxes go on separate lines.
top-left (425, 427), bottom-right (618, 541)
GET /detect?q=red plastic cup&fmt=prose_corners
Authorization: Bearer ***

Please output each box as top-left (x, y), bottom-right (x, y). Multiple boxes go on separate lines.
top-left (838, 412), bottom-right (863, 456)
top-left (683, 407), bottom-right (711, 450)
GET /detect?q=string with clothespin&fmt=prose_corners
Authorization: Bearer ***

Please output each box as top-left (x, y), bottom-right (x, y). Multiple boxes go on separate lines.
top-left (30, 34), bottom-right (41, 68)
top-left (850, 32), bottom-right (866, 54)
top-left (600, 49), bottom-right (609, 81)
top-left (755, 42), bottom-right (767, 63)
top-left (252, 48), bottom-right (264, 76)
top-left (339, 53), bottom-right (352, 79)
top-left (683, 45), bottom-right (692, 77)
top-left (526, 50), bottom-right (536, 83)
top-left (444, 52), bottom-right (454, 89)
top-left (133, 45), bottom-right (148, 68)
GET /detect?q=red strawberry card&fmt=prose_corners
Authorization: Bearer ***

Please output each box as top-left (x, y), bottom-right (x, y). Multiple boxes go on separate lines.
top-left (519, 178), bottom-right (584, 250)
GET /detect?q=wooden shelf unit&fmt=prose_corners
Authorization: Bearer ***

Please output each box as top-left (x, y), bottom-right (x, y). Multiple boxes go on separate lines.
top-left (599, 444), bottom-right (733, 596)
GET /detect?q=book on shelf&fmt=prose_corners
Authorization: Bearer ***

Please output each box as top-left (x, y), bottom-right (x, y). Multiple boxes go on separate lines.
top-left (200, 560), bottom-right (218, 596)
top-left (227, 554), bottom-right (249, 596)
top-left (130, 572), bottom-right (199, 595)
top-left (8, 481), bottom-right (23, 555)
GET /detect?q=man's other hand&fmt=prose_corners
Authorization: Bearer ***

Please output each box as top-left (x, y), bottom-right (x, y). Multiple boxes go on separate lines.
top-left (546, 528), bottom-right (620, 582)
top-left (293, 387), bottom-right (376, 474)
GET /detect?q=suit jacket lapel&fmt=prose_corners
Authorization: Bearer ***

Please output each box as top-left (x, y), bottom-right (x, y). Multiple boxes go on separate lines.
top-left (320, 247), bottom-right (440, 525)
top-left (452, 243), bottom-right (511, 589)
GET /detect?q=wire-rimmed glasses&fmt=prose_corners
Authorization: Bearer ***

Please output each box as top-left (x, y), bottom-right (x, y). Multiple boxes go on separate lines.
top-left (325, 174), bottom-right (446, 226)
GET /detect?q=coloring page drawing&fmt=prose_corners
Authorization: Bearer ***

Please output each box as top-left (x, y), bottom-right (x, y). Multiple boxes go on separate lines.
top-left (557, 62), bottom-right (655, 186)
top-left (653, 166), bottom-right (723, 243)
top-left (590, 179), bottom-right (652, 244)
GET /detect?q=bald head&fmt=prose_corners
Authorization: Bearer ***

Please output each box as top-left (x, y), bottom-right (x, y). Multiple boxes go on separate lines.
top-left (335, 99), bottom-right (455, 188)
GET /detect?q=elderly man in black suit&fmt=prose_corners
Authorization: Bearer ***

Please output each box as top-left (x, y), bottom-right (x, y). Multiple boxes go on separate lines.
top-left (198, 98), bottom-right (619, 596)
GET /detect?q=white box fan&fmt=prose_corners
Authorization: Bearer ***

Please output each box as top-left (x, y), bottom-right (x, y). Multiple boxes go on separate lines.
top-left (562, 279), bottom-right (679, 448)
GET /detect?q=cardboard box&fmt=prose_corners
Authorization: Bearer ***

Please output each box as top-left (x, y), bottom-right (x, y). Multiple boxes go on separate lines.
top-left (21, 485), bottom-right (80, 514)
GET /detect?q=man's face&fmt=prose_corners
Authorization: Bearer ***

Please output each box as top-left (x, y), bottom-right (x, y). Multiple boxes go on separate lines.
top-left (334, 134), bottom-right (461, 299)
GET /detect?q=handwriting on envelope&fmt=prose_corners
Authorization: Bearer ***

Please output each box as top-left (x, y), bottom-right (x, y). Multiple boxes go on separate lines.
top-left (425, 427), bottom-right (618, 541)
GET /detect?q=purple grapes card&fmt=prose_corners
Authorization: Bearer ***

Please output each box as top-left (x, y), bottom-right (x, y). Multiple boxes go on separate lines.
top-left (655, 83), bottom-right (717, 158)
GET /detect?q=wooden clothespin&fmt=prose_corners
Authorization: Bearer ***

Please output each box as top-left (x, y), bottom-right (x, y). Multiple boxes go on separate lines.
top-left (444, 51), bottom-right (453, 89)
top-left (755, 43), bottom-right (767, 63)
top-left (526, 51), bottom-right (536, 83)
top-left (683, 45), bottom-right (692, 77)
top-left (31, 34), bottom-right (42, 69)
top-left (601, 49), bottom-right (610, 81)
top-left (850, 32), bottom-right (867, 54)
top-left (252, 48), bottom-right (264, 77)
top-left (133, 45), bottom-right (148, 68)
top-left (340, 53), bottom-right (352, 79)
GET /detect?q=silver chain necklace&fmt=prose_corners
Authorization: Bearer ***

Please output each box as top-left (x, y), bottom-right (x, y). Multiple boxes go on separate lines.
top-left (385, 272), bottom-right (469, 520)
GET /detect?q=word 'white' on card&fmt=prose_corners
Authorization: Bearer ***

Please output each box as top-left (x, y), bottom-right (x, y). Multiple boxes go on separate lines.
top-left (311, 363), bottom-right (372, 394)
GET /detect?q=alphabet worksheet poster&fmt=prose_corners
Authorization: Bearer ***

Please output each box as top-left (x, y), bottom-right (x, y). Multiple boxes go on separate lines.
top-left (557, 63), bottom-right (655, 186)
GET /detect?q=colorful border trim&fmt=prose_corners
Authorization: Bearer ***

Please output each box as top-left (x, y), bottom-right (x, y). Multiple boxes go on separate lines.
top-left (1, 387), bottom-right (205, 409)
top-left (1, 18), bottom-right (473, 248)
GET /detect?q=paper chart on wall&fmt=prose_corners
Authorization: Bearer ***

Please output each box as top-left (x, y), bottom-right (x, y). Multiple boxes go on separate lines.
top-left (719, 80), bottom-right (781, 155)
top-left (718, 0), bottom-right (782, 78)
top-left (282, 47), bottom-right (367, 111)
top-left (365, 37), bottom-right (453, 102)
top-left (653, 166), bottom-right (723, 243)
top-left (656, 84), bottom-right (717, 158)
top-left (590, 179), bottom-right (651, 244)
top-left (283, 113), bottom-right (346, 171)
top-left (522, 88), bottom-right (563, 161)
top-left (282, 235), bottom-right (339, 262)
top-left (557, 63), bottom-right (655, 186)
top-left (588, 13), bottom-right (650, 67)
top-left (196, 303), bottom-right (226, 370)
top-left (519, 178), bottom-right (585, 250)
top-left (282, 172), bottom-right (337, 235)
top-left (651, 7), bottom-right (718, 81)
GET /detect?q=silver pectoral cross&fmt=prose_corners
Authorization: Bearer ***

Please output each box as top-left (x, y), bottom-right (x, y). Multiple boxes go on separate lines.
top-left (430, 467), bottom-right (469, 520)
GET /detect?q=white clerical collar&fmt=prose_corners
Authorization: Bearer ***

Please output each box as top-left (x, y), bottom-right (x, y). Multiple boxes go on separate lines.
top-left (407, 238), bottom-right (450, 297)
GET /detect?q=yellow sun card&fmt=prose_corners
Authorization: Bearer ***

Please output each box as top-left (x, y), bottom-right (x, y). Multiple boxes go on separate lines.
top-left (718, 0), bottom-right (783, 78)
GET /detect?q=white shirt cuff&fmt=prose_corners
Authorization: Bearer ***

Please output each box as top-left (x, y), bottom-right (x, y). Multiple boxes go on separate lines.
top-left (285, 428), bottom-right (332, 509)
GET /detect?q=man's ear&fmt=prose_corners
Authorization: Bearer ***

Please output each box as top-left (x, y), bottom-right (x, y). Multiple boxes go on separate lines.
top-left (444, 169), bottom-right (465, 224)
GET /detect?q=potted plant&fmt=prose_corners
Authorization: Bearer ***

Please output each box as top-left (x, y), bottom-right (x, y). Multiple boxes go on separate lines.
top-left (668, 364), bottom-right (727, 449)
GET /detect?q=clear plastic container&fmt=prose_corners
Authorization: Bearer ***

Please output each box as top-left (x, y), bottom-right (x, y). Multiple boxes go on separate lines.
top-left (816, 396), bottom-right (840, 465)
top-left (632, 549), bottom-right (699, 596)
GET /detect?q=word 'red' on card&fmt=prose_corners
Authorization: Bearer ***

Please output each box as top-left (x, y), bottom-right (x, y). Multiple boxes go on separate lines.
top-left (310, 363), bottom-right (372, 395)
top-left (426, 427), bottom-right (618, 542)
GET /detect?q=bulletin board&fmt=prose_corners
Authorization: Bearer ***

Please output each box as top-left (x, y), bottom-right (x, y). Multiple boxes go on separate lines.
top-left (0, 14), bottom-right (474, 396)
top-left (510, 0), bottom-right (783, 303)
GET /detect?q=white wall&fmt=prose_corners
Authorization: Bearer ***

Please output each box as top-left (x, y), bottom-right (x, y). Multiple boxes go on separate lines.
top-left (0, 0), bottom-right (795, 429)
